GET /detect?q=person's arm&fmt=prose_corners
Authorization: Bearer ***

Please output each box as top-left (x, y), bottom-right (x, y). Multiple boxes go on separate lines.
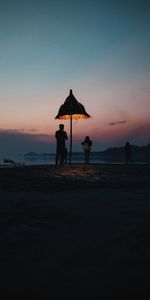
top-left (65, 132), bottom-right (68, 140)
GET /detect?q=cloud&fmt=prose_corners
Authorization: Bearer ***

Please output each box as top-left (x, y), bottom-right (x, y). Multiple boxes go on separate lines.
top-left (89, 120), bottom-right (150, 149)
top-left (108, 121), bottom-right (150, 145)
top-left (0, 128), bottom-right (39, 133)
top-left (0, 129), bottom-right (55, 156)
top-left (109, 120), bottom-right (128, 126)
top-left (139, 87), bottom-right (150, 94)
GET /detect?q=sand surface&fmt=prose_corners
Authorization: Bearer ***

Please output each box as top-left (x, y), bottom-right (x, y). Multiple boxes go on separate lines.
top-left (0, 164), bottom-right (150, 298)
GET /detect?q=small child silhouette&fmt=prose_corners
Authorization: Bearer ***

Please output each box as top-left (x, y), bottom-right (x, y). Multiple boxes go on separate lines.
top-left (81, 136), bottom-right (93, 164)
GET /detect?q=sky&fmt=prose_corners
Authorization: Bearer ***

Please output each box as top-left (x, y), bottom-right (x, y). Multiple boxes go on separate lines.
top-left (0, 0), bottom-right (150, 156)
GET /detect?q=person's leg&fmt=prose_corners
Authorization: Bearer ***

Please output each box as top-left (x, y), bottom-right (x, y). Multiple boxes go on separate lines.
top-left (84, 151), bottom-right (86, 163)
top-left (55, 154), bottom-right (59, 166)
top-left (87, 152), bottom-right (90, 164)
top-left (60, 148), bottom-right (65, 167)
top-left (85, 151), bottom-right (89, 164)
top-left (55, 148), bottom-right (60, 166)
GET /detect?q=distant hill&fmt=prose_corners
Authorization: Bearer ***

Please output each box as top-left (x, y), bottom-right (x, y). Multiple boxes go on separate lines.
top-left (24, 152), bottom-right (52, 157)
top-left (24, 144), bottom-right (150, 162)
top-left (99, 144), bottom-right (150, 161)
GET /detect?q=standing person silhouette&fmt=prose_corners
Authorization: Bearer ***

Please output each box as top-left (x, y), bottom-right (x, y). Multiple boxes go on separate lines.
top-left (124, 141), bottom-right (132, 164)
top-left (81, 136), bottom-right (93, 164)
top-left (55, 124), bottom-right (68, 167)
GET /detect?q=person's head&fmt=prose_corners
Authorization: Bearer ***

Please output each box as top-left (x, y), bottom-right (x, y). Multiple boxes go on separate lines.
top-left (59, 124), bottom-right (64, 130)
top-left (85, 136), bottom-right (90, 141)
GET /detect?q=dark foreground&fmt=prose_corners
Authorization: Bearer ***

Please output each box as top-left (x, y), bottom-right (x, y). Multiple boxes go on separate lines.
top-left (0, 164), bottom-right (150, 299)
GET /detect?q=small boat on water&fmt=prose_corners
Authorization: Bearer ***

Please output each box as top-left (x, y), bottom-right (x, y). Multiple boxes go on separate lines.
top-left (3, 158), bottom-right (15, 164)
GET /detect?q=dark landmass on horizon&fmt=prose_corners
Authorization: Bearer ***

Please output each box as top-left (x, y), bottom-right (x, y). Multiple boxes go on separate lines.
top-left (24, 144), bottom-right (150, 162)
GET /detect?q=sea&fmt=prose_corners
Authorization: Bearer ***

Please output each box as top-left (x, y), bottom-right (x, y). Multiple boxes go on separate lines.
top-left (0, 153), bottom-right (148, 166)
top-left (0, 153), bottom-right (110, 165)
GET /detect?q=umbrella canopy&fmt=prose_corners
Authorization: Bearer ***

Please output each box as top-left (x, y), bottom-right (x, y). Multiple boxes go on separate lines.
top-left (55, 89), bottom-right (91, 165)
top-left (55, 89), bottom-right (91, 120)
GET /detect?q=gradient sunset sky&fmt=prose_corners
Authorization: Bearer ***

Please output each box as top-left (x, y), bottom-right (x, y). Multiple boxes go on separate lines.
top-left (0, 0), bottom-right (150, 155)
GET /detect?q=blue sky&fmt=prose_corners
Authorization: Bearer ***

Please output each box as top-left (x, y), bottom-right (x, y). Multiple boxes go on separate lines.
top-left (0, 0), bottom-right (150, 156)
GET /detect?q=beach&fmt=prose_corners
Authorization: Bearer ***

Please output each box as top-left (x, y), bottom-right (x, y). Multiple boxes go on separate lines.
top-left (0, 164), bottom-right (150, 298)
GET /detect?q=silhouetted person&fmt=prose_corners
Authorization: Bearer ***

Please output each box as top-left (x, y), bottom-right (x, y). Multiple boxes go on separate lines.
top-left (81, 136), bottom-right (93, 164)
top-left (125, 141), bottom-right (132, 164)
top-left (55, 124), bottom-right (68, 167)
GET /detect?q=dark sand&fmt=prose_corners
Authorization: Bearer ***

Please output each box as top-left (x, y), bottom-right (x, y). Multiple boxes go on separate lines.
top-left (0, 164), bottom-right (150, 298)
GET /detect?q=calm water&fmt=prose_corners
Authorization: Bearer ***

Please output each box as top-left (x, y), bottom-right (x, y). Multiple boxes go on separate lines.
top-left (0, 154), bottom-right (110, 165)
top-left (0, 153), bottom-right (148, 165)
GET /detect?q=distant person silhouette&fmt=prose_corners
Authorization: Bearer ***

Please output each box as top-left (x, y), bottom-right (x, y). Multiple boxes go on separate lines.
top-left (125, 141), bottom-right (132, 164)
top-left (81, 136), bottom-right (93, 164)
top-left (55, 124), bottom-right (68, 167)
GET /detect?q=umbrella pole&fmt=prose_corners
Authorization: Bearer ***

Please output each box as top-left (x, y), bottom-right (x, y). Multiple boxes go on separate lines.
top-left (69, 114), bottom-right (72, 165)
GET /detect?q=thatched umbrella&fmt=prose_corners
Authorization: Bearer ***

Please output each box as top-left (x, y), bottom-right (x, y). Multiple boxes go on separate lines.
top-left (55, 89), bottom-right (91, 165)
